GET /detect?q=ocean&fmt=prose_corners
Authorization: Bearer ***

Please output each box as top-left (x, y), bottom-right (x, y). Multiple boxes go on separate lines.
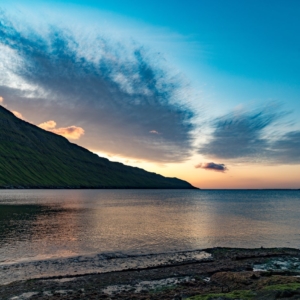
top-left (0, 189), bottom-right (299, 284)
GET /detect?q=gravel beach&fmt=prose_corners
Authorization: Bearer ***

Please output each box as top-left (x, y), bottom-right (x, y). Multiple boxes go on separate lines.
top-left (2, 247), bottom-right (300, 299)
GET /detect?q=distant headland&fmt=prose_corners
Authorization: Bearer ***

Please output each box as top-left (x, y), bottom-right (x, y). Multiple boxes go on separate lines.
top-left (0, 106), bottom-right (196, 189)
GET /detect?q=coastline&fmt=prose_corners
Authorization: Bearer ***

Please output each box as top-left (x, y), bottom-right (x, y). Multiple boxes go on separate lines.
top-left (0, 186), bottom-right (199, 189)
top-left (2, 247), bottom-right (300, 299)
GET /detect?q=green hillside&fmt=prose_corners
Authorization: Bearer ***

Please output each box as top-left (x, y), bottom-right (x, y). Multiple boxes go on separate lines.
top-left (0, 106), bottom-right (195, 189)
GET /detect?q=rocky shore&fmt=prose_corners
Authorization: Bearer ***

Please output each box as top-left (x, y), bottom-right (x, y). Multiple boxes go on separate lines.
top-left (2, 247), bottom-right (300, 300)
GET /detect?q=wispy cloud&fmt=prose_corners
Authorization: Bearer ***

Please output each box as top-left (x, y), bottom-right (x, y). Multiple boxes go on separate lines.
top-left (38, 120), bottom-right (56, 130)
top-left (38, 120), bottom-right (84, 140)
top-left (12, 110), bottom-right (24, 120)
top-left (149, 130), bottom-right (159, 134)
top-left (51, 126), bottom-right (85, 140)
top-left (199, 107), bottom-right (281, 160)
top-left (0, 12), bottom-right (195, 162)
top-left (195, 162), bottom-right (228, 172)
top-left (271, 131), bottom-right (300, 164)
top-left (199, 106), bottom-right (300, 164)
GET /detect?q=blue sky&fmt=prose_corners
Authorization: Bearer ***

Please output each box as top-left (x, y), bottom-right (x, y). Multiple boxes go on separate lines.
top-left (1, 0), bottom-right (300, 188)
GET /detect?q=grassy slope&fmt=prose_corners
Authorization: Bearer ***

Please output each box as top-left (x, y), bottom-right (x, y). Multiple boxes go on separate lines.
top-left (0, 106), bottom-right (195, 188)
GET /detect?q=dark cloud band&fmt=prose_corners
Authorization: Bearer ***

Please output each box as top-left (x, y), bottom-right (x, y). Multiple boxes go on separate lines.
top-left (198, 107), bottom-right (300, 164)
top-left (195, 162), bottom-right (228, 172)
top-left (0, 13), bottom-right (195, 162)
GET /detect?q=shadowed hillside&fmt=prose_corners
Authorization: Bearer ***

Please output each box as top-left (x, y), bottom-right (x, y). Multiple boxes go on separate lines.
top-left (0, 106), bottom-right (195, 189)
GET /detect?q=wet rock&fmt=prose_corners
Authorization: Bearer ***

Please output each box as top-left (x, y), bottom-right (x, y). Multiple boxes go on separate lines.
top-left (250, 273), bottom-right (260, 279)
top-left (277, 290), bottom-right (294, 297)
top-left (2, 247), bottom-right (300, 300)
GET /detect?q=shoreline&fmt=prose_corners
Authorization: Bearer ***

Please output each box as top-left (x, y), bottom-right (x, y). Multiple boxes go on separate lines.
top-left (1, 188), bottom-right (300, 190)
top-left (2, 247), bottom-right (300, 299)
top-left (0, 187), bottom-right (200, 190)
top-left (0, 249), bottom-right (212, 285)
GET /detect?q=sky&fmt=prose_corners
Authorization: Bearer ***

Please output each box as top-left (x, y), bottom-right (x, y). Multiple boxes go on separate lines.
top-left (0, 0), bottom-right (300, 188)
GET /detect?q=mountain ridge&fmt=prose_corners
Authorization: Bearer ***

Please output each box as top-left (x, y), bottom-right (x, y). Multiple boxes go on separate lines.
top-left (0, 105), bottom-right (196, 189)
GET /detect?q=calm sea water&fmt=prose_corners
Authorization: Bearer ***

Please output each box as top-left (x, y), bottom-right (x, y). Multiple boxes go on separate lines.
top-left (0, 189), bottom-right (300, 264)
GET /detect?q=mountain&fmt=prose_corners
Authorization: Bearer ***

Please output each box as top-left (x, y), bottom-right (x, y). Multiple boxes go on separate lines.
top-left (0, 106), bottom-right (196, 189)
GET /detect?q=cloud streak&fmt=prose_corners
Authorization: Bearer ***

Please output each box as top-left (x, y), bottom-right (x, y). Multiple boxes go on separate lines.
top-left (195, 162), bottom-right (228, 172)
top-left (0, 13), bottom-right (195, 162)
top-left (199, 106), bottom-right (300, 164)
top-left (38, 120), bottom-right (56, 130)
top-left (38, 120), bottom-right (84, 140)
top-left (270, 131), bottom-right (300, 164)
top-left (12, 110), bottom-right (25, 120)
top-left (149, 130), bottom-right (159, 134)
top-left (51, 126), bottom-right (85, 140)
top-left (199, 107), bottom-right (280, 160)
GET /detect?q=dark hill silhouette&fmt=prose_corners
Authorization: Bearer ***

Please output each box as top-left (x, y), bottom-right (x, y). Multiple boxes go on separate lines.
top-left (0, 106), bottom-right (196, 189)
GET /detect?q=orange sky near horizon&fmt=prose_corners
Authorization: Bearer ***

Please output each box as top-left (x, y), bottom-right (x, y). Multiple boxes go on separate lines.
top-left (5, 104), bottom-right (300, 190)
top-left (93, 151), bottom-right (300, 189)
